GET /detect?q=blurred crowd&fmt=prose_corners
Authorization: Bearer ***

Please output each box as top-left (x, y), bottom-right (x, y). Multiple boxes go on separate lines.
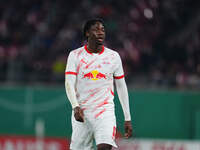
top-left (0, 0), bottom-right (200, 89)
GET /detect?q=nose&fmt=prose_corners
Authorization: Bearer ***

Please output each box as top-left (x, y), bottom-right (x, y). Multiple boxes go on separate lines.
top-left (97, 30), bottom-right (105, 37)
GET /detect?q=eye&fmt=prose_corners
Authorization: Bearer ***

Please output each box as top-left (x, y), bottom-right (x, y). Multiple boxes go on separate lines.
top-left (91, 28), bottom-right (98, 32)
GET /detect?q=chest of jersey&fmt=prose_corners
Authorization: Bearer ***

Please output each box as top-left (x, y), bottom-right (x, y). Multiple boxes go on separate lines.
top-left (76, 53), bottom-right (116, 81)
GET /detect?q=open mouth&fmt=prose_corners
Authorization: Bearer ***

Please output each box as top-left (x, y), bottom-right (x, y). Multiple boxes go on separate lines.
top-left (97, 37), bottom-right (104, 42)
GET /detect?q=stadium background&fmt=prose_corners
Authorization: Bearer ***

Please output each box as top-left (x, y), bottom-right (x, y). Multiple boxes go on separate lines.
top-left (0, 0), bottom-right (200, 149)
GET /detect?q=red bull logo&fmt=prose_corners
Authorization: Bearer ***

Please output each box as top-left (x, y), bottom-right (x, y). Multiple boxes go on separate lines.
top-left (83, 70), bottom-right (106, 80)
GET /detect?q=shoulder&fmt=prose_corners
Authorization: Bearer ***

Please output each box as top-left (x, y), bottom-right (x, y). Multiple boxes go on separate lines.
top-left (67, 46), bottom-right (85, 60)
top-left (69, 46), bottom-right (84, 56)
top-left (104, 46), bottom-right (121, 59)
top-left (104, 46), bottom-right (119, 56)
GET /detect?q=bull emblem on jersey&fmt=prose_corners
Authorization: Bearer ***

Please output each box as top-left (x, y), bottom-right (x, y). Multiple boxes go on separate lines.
top-left (83, 70), bottom-right (106, 80)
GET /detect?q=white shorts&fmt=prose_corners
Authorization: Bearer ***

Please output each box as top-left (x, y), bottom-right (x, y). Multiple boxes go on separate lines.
top-left (70, 109), bottom-right (117, 150)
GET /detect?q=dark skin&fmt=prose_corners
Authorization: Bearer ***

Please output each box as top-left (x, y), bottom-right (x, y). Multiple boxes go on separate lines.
top-left (86, 21), bottom-right (105, 53)
top-left (74, 21), bottom-right (133, 150)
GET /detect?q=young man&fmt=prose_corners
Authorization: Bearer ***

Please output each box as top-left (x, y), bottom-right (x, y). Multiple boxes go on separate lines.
top-left (65, 18), bottom-right (132, 150)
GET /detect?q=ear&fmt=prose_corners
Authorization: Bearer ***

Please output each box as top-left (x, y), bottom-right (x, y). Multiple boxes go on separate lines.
top-left (86, 31), bottom-right (89, 38)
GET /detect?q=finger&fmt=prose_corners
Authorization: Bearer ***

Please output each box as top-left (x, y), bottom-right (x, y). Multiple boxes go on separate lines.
top-left (80, 116), bottom-right (84, 122)
top-left (74, 114), bottom-right (84, 122)
top-left (128, 127), bottom-right (132, 133)
top-left (124, 129), bottom-right (132, 138)
top-left (124, 128), bottom-right (129, 138)
top-left (128, 131), bottom-right (132, 137)
top-left (124, 133), bottom-right (129, 138)
top-left (124, 128), bottom-right (128, 137)
top-left (76, 116), bottom-right (84, 122)
top-left (78, 118), bottom-right (84, 122)
top-left (77, 112), bottom-right (84, 122)
top-left (80, 111), bottom-right (84, 122)
top-left (80, 112), bottom-right (84, 118)
top-left (80, 109), bottom-right (84, 116)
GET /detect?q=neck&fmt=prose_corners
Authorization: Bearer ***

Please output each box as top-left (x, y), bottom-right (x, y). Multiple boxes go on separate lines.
top-left (87, 42), bottom-right (102, 53)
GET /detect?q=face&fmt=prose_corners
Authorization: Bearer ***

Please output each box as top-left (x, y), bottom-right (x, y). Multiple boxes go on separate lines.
top-left (86, 22), bottom-right (105, 45)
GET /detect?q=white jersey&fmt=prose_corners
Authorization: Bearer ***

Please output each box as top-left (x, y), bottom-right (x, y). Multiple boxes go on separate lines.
top-left (65, 45), bottom-right (124, 119)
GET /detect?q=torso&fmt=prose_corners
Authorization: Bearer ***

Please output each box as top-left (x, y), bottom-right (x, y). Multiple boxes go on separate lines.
top-left (71, 45), bottom-right (119, 118)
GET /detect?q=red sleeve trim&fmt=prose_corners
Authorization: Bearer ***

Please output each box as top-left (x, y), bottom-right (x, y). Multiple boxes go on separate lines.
top-left (114, 75), bottom-right (124, 79)
top-left (65, 71), bottom-right (77, 75)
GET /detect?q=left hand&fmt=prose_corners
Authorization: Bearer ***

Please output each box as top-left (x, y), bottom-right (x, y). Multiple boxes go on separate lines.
top-left (74, 106), bottom-right (84, 122)
top-left (124, 121), bottom-right (133, 138)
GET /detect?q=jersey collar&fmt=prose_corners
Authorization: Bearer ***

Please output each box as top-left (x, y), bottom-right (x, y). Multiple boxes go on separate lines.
top-left (84, 45), bottom-right (104, 55)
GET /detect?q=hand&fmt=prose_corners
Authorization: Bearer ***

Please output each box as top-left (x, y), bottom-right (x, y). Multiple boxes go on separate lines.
top-left (124, 121), bottom-right (132, 138)
top-left (74, 106), bottom-right (84, 122)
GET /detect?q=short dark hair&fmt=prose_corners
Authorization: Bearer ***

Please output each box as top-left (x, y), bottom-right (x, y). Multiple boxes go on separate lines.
top-left (83, 18), bottom-right (105, 39)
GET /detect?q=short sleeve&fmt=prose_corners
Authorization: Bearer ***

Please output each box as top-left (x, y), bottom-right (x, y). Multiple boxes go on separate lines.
top-left (113, 53), bottom-right (124, 79)
top-left (65, 51), bottom-right (77, 75)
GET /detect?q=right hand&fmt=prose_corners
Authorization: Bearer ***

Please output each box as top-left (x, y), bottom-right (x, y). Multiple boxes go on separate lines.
top-left (74, 106), bottom-right (84, 122)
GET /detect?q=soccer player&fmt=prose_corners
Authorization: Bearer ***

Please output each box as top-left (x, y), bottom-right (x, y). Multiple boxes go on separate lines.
top-left (65, 18), bottom-right (132, 150)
